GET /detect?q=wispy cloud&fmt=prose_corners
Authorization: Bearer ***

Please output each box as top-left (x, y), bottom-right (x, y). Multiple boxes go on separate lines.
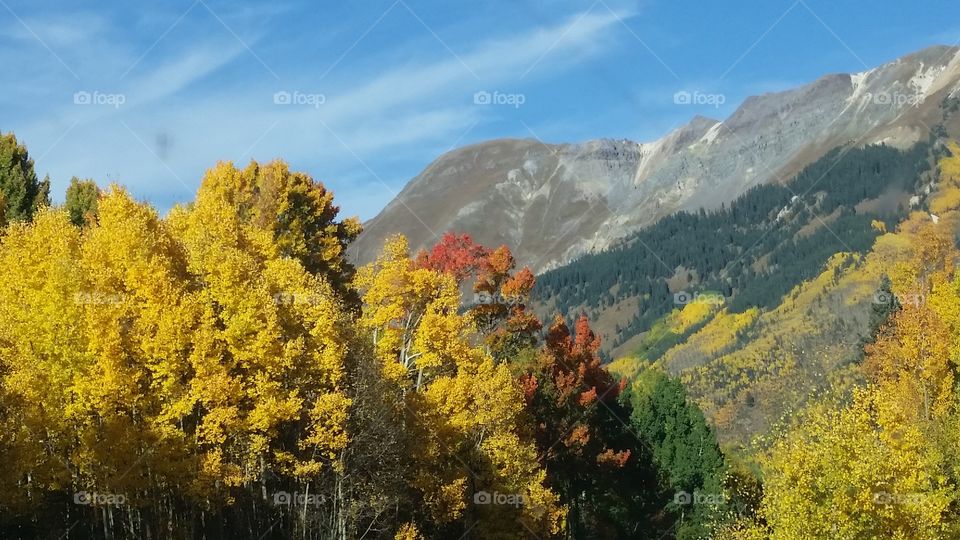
top-left (4, 4), bottom-right (629, 219)
top-left (124, 40), bottom-right (249, 105)
top-left (6, 12), bottom-right (107, 48)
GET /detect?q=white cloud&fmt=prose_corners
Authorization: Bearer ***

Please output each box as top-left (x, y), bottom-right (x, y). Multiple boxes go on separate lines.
top-left (6, 6), bottom-right (630, 219)
top-left (123, 41), bottom-right (249, 106)
top-left (7, 13), bottom-right (107, 48)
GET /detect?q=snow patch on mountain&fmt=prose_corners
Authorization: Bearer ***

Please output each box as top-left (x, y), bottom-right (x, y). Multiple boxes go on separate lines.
top-left (356, 45), bottom-right (960, 273)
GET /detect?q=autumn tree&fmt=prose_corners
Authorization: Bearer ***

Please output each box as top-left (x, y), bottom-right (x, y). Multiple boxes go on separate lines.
top-left (188, 160), bottom-right (362, 303)
top-left (0, 159), bottom-right (362, 538)
top-left (167, 161), bottom-right (359, 535)
top-left (472, 247), bottom-right (542, 362)
top-left (415, 231), bottom-right (489, 282)
top-left (761, 389), bottom-right (953, 539)
top-left (516, 314), bottom-right (660, 538)
top-left (757, 184), bottom-right (960, 539)
top-left (0, 191), bottom-right (207, 536)
top-left (356, 235), bottom-right (563, 538)
top-left (416, 233), bottom-right (542, 363)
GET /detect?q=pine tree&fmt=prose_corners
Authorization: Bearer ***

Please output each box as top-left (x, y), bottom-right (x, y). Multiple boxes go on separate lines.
top-left (64, 177), bottom-right (100, 226)
top-left (0, 132), bottom-right (49, 222)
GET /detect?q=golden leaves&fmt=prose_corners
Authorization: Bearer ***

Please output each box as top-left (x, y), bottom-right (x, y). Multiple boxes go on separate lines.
top-left (762, 388), bottom-right (953, 540)
top-left (757, 147), bottom-right (960, 538)
top-left (0, 162), bottom-right (359, 511)
top-left (355, 235), bottom-right (562, 536)
top-left (0, 164), bottom-right (565, 537)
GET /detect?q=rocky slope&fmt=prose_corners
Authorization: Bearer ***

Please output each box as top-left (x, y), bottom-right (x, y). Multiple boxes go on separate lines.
top-left (355, 45), bottom-right (960, 271)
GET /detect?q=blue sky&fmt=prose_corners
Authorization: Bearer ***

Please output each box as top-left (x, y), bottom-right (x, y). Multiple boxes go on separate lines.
top-left (1, 0), bottom-right (958, 220)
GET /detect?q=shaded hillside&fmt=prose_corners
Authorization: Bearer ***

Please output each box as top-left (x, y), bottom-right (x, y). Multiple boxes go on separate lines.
top-left (534, 139), bottom-right (940, 353)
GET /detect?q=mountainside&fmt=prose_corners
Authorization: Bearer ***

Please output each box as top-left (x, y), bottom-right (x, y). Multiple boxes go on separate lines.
top-left (355, 45), bottom-right (960, 272)
top-left (533, 139), bottom-right (945, 356)
top-left (616, 143), bottom-right (960, 455)
top-left (595, 140), bottom-right (960, 455)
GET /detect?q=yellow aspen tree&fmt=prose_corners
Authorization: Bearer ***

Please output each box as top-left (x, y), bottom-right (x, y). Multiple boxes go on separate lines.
top-left (356, 235), bottom-right (564, 538)
top-left (167, 161), bottom-right (355, 501)
top-left (70, 187), bottom-right (200, 505)
top-left (762, 389), bottom-right (952, 539)
top-left (758, 192), bottom-right (960, 538)
top-left (0, 208), bottom-right (85, 509)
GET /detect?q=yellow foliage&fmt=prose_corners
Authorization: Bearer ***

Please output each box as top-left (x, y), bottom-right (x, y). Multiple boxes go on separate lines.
top-left (394, 523), bottom-right (423, 540)
top-left (714, 518), bottom-right (770, 540)
top-left (762, 388), bottom-right (953, 539)
top-left (0, 172), bottom-right (356, 510)
top-left (929, 186), bottom-right (960, 214)
top-left (606, 356), bottom-right (644, 381)
top-left (355, 234), bottom-right (562, 537)
top-left (662, 308), bottom-right (758, 368)
top-left (355, 235), bottom-right (477, 385)
top-left (669, 298), bottom-right (715, 333)
top-left (757, 150), bottom-right (960, 538)
top-left (939, 141), bottom-right (960, 184)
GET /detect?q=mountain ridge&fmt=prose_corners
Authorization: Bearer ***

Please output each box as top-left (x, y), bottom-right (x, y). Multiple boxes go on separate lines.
top-left (355, 44), bottom-right (960, 272)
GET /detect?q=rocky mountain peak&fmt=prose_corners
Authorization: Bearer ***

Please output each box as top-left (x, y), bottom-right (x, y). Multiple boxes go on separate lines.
top-left (355, 45), bottom-right (960, 272)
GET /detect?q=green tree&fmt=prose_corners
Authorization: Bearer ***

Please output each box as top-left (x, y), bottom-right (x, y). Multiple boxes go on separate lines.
top-left (629, 368), bottom-right (727, 539)
top-left (0, 132), bottom-right (49, 222)
top-left (64, 177), bottom-right (100, 226)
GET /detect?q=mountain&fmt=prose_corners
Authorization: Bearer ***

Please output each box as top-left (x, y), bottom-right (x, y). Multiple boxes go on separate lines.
top-left (354, 45), bottom-right (960, 272)
top-left (532, 139), bottom-right (943, 357)
top-left (605, 142), bottom-right (960, 452)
